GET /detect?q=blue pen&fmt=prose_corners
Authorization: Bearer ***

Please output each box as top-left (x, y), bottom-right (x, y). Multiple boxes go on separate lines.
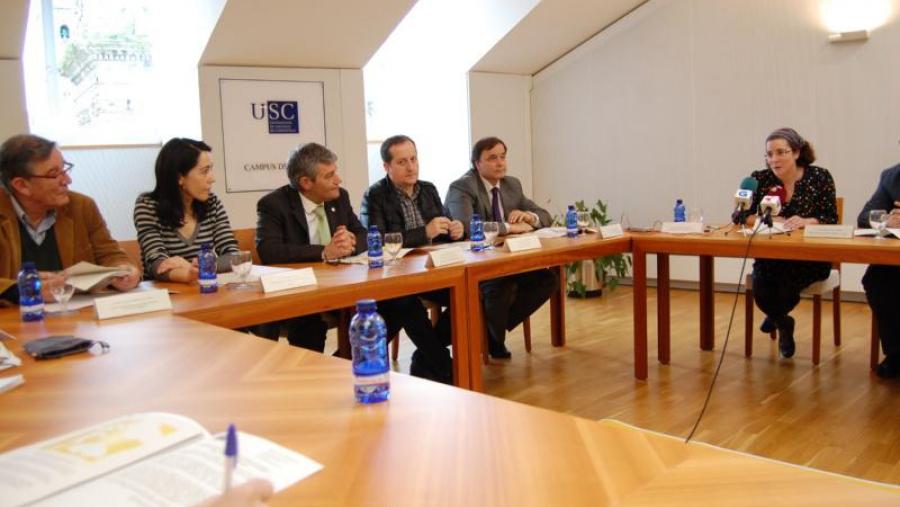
top-left (223, 423), bottom-right (238, 492)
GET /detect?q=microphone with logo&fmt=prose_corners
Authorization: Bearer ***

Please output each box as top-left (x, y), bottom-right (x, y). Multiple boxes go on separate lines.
top-left (758, 185), bottom-right (785, 228)
top-left (731, 177), bottom-right (759, 225)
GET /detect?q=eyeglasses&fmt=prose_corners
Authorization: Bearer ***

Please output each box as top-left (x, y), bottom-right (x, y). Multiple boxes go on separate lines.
top-left (764, 148), bottom-right (792, 160)
top-left (28, 161), bottom-right (74, 180)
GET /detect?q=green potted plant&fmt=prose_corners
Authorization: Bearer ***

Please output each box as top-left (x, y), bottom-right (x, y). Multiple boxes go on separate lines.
top-left (566, 199), bottom-right (632, 298)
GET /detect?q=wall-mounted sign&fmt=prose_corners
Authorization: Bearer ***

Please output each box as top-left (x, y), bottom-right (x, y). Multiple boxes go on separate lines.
top-left (219, 79), bottom-right (326, 193)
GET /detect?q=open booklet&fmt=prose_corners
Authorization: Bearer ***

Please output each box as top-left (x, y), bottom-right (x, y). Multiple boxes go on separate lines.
top-left (0, 412), bottom-right (323, 507)
top-left (65, 261), bottom-right (132, 292)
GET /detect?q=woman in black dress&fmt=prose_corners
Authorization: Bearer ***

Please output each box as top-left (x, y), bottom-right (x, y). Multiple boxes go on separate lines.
top-left (740, 128), bottom-right (838, 358)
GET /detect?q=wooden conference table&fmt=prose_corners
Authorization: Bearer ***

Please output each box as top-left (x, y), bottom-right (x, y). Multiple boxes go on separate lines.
top-left (630, 229), bottom-right (900, 379)
top-left (1, 311), bottom-right (897, 506)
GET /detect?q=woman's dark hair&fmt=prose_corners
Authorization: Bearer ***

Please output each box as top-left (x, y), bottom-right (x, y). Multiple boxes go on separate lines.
top-left (146, 138), bottom-right (212, 229)
top-left (766, 127), bottom-right (816, 168)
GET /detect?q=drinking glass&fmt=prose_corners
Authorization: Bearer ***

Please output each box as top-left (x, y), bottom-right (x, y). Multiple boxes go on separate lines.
top-left (383, 232), bottom-right (403, 265)
top-left (482, 221), bottom-right (500, 249)
top-left (228, 250), bottom-right (253, 289)
top-left (49, 276), bottom-right (75, 315)
top-left (869, 209), bottom-right (887, 239)
top-left (688, 207), bottom-right (704, 225)
top-left (576, 211), bottom-right (591, 233)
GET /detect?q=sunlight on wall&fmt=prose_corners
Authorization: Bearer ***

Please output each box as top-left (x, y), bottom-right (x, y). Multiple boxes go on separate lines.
top-left (364, 0), bottom-right (538, 197)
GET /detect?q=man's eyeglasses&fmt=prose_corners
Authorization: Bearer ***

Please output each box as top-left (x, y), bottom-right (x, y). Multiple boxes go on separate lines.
top-left (28, 161), bottom-right (74, 180)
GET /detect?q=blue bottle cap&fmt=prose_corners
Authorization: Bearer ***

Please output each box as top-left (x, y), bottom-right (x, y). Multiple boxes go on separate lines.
top-left (472, 213), bottom-right (481, 220)
top-left (356, 299), bottom-right (377, 312)
top-left (21, 261), bottom-right (36, 270)
top-left (368, 225), bottom-right (379, 233)
top-left (568, 205), bottom-right (575, 210)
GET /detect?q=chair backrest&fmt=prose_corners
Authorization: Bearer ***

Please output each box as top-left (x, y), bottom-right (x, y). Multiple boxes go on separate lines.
top-left (836, 196), bottom-right (843, 225)
top-left (118, 239), bottom-right (142, 268)
top-left (233, 228), bottom-right (261, 264)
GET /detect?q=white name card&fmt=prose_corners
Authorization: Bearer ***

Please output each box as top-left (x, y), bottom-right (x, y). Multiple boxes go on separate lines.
top-left (661, 222), bottom-right (704, 234)
top-left (599, 223), bottom-right (625, 239)
top-left (426, 247), bottom-right (465, 268)
top-left (803, 224), bottom-right (854, 239)
top-left (94, 289), bottom-right (172, 320)
top-left (502, 236), bottom-right (543, 252)
top-left (260, 267), bottom-right (317, 294)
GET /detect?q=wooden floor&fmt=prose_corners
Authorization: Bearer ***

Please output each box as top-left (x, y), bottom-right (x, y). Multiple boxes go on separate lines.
top-left (385, 286), bottom-right (900, 485)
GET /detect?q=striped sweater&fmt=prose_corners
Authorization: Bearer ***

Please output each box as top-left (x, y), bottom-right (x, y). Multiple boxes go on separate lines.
top-left (133, 193), bottom-right (238, 279)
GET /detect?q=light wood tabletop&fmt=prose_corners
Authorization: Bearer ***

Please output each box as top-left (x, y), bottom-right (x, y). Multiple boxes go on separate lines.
top-left (0, 312), bottom-right (897, 506)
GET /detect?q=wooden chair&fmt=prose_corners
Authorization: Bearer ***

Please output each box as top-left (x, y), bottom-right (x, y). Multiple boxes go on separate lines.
top-left (744, 197), bottom-right (843, 365)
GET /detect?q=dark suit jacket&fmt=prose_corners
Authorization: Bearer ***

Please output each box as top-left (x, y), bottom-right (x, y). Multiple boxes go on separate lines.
top-left (360, 177), bottom-right (451, 247)
top-left (445, 169), bottom-right (552, 236)
top-left (0, 189), bottom-right (136, 296)
top-left (858, 164), bottom-right (900, 228)
top-left (256, 185), bottom-right (366, 264)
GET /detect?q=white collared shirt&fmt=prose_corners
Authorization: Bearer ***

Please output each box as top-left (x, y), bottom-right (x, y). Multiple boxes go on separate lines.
top-left (10, 194), bottom-right (57, 245)
top-left (299, 191), bottom-right (325, 245)
top-left (479, 176), bottom-right (539, 232)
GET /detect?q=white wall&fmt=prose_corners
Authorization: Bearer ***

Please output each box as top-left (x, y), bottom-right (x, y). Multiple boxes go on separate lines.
top-left (0, 59), bottom-right (28, 141)
top-left (531, 0), bottom-right (900, 292)
top-left (199, 66), bottom-right (369, 230)
top-left (468, 71), bottom-right (535, 200)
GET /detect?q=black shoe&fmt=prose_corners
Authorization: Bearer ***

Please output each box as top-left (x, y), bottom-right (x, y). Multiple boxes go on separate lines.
top-left (777, 316), bottom-right (795, 358)
top-left (760, 317), bottom-right (776, 334)
top-left (488, 342), bottom-right (512, 360)
top-left (410, 354), bottom-right (454, 385)
top-left (875, 356), bottom-right (900, 379)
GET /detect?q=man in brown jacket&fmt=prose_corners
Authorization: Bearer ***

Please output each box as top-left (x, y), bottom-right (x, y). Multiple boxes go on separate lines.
top-left (0, 134), bottom-right (140, 303)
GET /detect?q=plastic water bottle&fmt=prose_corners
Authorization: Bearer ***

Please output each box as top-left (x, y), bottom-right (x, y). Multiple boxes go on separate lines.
top-left (367, 225), bottom-right (383, 268)
top-left (674, 199), bottom-right (686, 222)
top-left (470, 213), bottom-right (485, 252)
top-left (18, 261), bottom-right (44, 322)
top-left (350, 299), bottom-right (390, 403)
top-left (566, 205), bottom-right (578, 238)
top-left (198, 242), bottom-right (218, 293)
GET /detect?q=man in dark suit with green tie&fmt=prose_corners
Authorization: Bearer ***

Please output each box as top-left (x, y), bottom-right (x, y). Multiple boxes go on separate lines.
top-left (446, 136), bottom-right (558, 359)
top-left (256, 143), bottom-right (452, 383)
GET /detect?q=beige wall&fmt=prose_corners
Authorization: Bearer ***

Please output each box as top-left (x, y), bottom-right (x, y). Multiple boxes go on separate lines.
top-left (531, 0), bottom-right (900, 291)
top-left (468, 72), bottom-right (535, 198)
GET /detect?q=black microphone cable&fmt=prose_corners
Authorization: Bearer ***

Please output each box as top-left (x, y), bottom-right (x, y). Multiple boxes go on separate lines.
top-left (685, 219), bottom-right (763, 443)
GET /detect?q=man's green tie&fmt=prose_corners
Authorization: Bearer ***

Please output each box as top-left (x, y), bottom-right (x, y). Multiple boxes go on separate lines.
top-left (314, 205), bottom-right (331, 245)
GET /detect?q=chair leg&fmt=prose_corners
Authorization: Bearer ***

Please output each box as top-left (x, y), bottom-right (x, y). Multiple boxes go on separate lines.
top-left (744, 288), bottom-right (754, 357)
top-left (812, 295), bottom-right (822, 365)
top-left (523, 317), bottom-right (532, 353)
top-left (871, 314), bottom-right (880, 371)
top-left (391, 333), bottom-right (399, 361)
top-left (832, 287), bottom-right (841, 346)
top-left (337, 309), bottom-right (352, 359)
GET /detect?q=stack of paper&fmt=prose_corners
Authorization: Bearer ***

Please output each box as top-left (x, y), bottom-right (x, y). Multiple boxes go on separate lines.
top-left (66, 262), bottom-right (131, 292)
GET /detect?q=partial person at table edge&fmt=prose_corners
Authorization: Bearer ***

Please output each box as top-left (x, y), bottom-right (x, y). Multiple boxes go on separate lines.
top-left (445, 136), bottom-right (559, 360)
top-left (133, 137), bottom-right (239, 282)
top-left (0, 133), bottom-right (141, 304)
top-left (735, 127), bottom-right (838, 359)
top-left (856, 162), bottom-right (900, 379)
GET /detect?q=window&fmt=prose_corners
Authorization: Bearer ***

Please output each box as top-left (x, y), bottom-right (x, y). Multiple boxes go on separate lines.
top-left (23, 0), bottom-right (222, 146)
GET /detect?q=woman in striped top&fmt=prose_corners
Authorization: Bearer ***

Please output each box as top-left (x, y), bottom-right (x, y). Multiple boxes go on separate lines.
top-left (134, 138), bottom-right (238, 282)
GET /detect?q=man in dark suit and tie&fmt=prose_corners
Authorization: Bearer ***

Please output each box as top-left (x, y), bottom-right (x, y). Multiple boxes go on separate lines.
top-left (858, 163), bottom-right (900, 379)
top-left (256, 143), bottom-right (452, 383)
top-left (446, 136), bottom-right (558, 359)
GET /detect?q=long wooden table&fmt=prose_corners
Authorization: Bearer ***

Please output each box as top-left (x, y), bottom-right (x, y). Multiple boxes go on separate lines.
top-left (153, 257), bottom-right (472, 388)
top-left (1, 312), bottom-right (897, 505)
top-left (461, 234), bottom-right (631, 390)
top-left (630, 230), bottom-right (900, 379)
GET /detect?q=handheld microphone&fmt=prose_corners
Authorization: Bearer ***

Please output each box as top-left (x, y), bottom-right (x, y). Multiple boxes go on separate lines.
top-left (731, 177), bottom-right (759, 225)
